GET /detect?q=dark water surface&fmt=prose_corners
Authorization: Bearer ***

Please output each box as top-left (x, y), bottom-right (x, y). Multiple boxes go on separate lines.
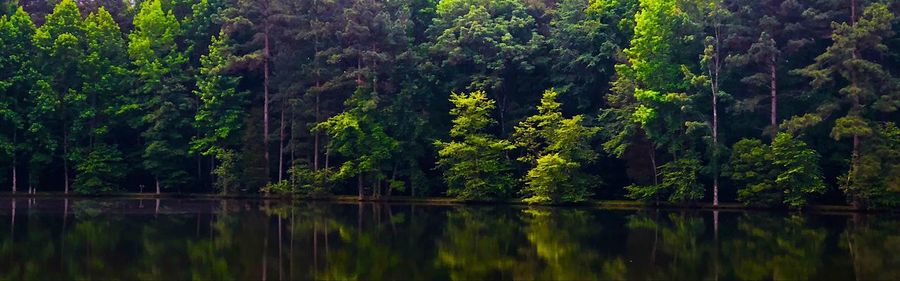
top-left (0, 198), bottom-right (898, 280)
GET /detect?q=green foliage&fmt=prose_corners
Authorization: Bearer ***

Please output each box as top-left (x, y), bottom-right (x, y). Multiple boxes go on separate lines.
top-left (626, 153), bottom-right (704, 202)
top-left (2, 0), bottom-right (900, 206)
top-left (315, 87), bottom-right (398, 185)
top-left (839, 122), bottom-right (900, 207)
top-left (73, 144), bottom-right (125, 194)
top-left (130, 0), bottom-right (193, 189)
top-left (728, 133), bottom-right (825, 208)
top-left (193, 31), bottom-right (246, 156)
top-left (0, 7), bottom-right (36, 189)
top-left (796, 3), bottom-right (898, 206)
top-left (548, 0), bottom-right (638, 110)
top-left (514, 89), bottom-right (599, 204)
top-left (729, 138), bottom-right (779, 206)
top-left (211, 149), bottom-right (240, 194)
top-left (435, 91), bottom-right (515, 200)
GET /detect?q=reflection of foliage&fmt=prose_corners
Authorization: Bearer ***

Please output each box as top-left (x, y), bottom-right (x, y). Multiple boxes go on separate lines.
top-left (626, 212), bottom-right (710, 280)
top-left (71, 200), bottom-right (107, 218)
top-left (841, 218), bottom-right (900, 280)
top-left (521, 208), bottom-right (626, 280)
top-left (436, 208), bottom-right (521, 280)
top-left (723, 214), bottom-right (826, 280)
top-left (188, 215), bottom-right (234, 280)
top-left (2, 201), bottom-right (896, 280)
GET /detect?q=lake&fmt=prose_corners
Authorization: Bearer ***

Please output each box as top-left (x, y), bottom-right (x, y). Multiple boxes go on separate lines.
top-left (0, 198), bottom-right (897, 280)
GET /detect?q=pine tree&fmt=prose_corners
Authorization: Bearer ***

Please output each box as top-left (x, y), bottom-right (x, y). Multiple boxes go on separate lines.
top-left (723, 0), bottom-right (817, 135)
top-left (548, 0), bottom-right (638, 111)
top-left (796, 3), bottom-right (898, 207)
top-left (435, 91), bottom-right (515, 200)
top-left (514, 89), bottom-right (599, 204)
top-left (426, 0), bottom-right (547, 133)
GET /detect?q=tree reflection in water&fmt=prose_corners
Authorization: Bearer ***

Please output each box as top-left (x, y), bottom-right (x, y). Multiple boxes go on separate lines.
top-left (0, 198), bottom-right (897, 280)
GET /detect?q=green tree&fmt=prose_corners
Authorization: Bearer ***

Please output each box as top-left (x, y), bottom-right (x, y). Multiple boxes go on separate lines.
top-left (548, 0), bottom-right (637, 111)
top-left (31, 0), bottom-right (86, 193)
top-left (194, 31), bottom-right (247, 193)
top-left (71, 7), bottom-right (131, 194)
top-left (795, 3), bottom-right (898, 207)
top-left (435, 91), bottom-right (515, 200)
top-left (728, 133), bottom-right (825, 208)
top-left (426, 0), bottom-right (547, 132)
top-left (601, 0), bottom-right (705, 203)
top-left (513, 89), bottom-right (598, 204)
top-left (129, 0), bottom-right (193, 193)
top-left (723, 0), bottom-right (818, 134)
top-left (315, 87), bottom-right (398, 199)
top-left (0, 7), bottom-right (35, 193)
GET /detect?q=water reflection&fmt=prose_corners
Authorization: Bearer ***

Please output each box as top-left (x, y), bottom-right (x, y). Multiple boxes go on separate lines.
top-left (0, 198), bottom-right (897, 280)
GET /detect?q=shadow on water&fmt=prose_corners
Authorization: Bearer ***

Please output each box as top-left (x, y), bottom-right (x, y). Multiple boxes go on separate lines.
top-left (0, 198), bottom-right (897, 280)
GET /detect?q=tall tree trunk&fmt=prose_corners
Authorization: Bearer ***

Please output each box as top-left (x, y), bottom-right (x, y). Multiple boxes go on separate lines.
top-left (155, 177), bottom-right (161, 195)
top-left (278, 105), bottom-right (286, 182)
top-left (314, 90), bottom-right (320, 171)
top-left (11, 128), bottom-right (16, 194)
top-left (769, 58), bottom-right (778, 133)
top-left (263, 2), bottom-right (272, 183)
top-left (63, 129), bottom-right (69, 194)
top-left (711, 24), bottom-right (722, 208)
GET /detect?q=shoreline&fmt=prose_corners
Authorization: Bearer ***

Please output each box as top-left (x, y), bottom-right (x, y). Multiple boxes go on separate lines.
top-left (0, 192), bottom-right (877, 213)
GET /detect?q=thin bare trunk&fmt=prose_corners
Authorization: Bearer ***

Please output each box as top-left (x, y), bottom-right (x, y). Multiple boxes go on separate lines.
top-left (324, 146), bottom-right (330, 170)
top-left (155, 177), bottom-right (161, 194)
top-left (278, 107), bottom-right (286, 182)
top-left (63, 129), bottom-right (69, 194)
top-left (313, 12), bottom-right (321, 172)
top-left (314, 91), bottom-right (320, 171)
top-left (711, 23), bottom-right (722, 208)
top-left (12, 129), bottom-right (16, 193)
top-left (769, 59), bottom-right (778, 133)
top-left (263, 1), bottom-right (272, 183)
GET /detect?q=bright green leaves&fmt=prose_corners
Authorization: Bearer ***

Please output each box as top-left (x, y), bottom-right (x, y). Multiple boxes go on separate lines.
top-left (130, 0), bottom-right (193, 189)
top-left (728, 133), bottom-right (825, 208)
top-left (316, 88), bottom-right (398, 185)
top-left (625, 154), bottom-right (704, 203)
top-left (514, 89), bottom-right (598, 204)
top-left (193, 31), bottom-right (246, 193)
top-left (193, 31), bottom-right (246, 157)
top-left (436, 91), bottom-right (515, 200)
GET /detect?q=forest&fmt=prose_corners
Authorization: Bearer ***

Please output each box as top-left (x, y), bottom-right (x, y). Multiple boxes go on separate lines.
top-left (0, 0), bottom-right (898, 208)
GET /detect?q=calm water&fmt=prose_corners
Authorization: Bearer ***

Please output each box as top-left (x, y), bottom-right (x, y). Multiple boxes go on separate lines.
top-left (0, 198), bottom-right (898, 280)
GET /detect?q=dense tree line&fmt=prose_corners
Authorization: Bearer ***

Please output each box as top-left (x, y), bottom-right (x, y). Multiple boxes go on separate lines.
top-left (0, 0), bottom-right (898, 208)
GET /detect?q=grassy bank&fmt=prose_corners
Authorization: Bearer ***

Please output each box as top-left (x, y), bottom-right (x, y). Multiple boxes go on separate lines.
top-left (0, 192), bottom-right (877, 213)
